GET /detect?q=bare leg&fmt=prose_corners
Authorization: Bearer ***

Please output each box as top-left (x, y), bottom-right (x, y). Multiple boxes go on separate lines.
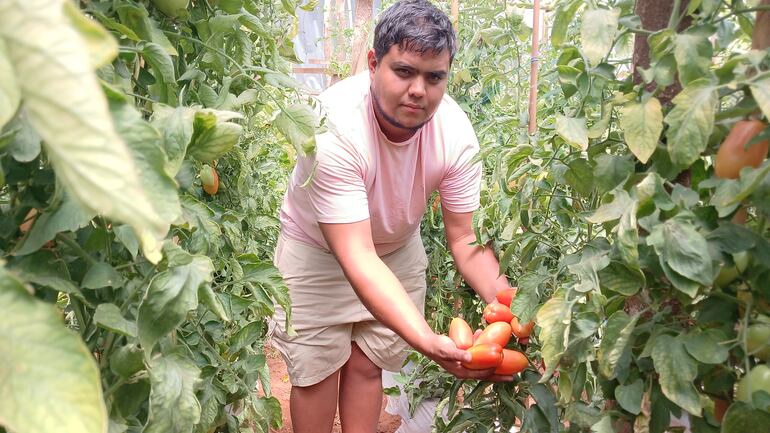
top-left (339, 342), bottom-right (383, 433)
top-left (290, 369), bottom-right (341, 433)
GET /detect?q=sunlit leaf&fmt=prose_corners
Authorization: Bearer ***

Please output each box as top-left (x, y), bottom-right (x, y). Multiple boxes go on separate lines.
top-left (619, 98), bottom-right (663, 164)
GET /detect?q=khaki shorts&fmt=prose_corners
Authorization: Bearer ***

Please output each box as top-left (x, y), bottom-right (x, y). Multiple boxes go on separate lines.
top-left (269, 233), bottom-right (428, 387)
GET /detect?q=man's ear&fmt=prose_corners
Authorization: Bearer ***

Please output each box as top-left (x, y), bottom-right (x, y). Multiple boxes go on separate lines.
top-left (367, 49), bottom-right (377, 77)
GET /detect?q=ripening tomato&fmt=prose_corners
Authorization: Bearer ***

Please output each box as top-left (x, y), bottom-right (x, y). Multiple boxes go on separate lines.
top-left (712, 397), bottom-right (729, 423)
top-left (494, 349), bottom-right (528, 375)
top-left (200, 164), bottom-right (220, 195)
top-left (448, 317), bottom-right (473, 350)
top-left (510, 316), bottom-right (535, 338)
top-left (483, 302), bottom-right (514, 324)
top-left (714, 119), bottom-right (769, 179)
top-left (495, 287), bottom-right (518, 307)
top-left (736, 365), bottom-right (770, 407)
top-left (462, 343), bottom-right (503, 370)
top-left (475, 322), bottom-right (512, 347)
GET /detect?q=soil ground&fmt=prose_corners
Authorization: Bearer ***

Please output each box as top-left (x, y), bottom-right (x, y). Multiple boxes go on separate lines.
top-left (266, 343), bottom-right (403, 433)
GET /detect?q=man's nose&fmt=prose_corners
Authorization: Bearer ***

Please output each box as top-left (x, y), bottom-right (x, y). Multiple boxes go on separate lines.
top-left (408, 77), bottom-right (426, 98)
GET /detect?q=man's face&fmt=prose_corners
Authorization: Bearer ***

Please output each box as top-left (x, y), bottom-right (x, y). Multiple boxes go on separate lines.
top-left (368, 44), bottom-right (451, 142)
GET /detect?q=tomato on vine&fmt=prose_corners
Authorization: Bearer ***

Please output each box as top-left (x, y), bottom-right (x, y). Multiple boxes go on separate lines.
top-left (494, 349), bottom-right (528, 375)
top-left (483, 302), bottom-right (514, 324)
top-left (475, 321), bottom-right (512, 347)
top-left (448, 317), bottom-right (473, 350)
top-left (714, 119), bottom-right (769, 179)
top-left (462, 343), bottom-right (504, 370)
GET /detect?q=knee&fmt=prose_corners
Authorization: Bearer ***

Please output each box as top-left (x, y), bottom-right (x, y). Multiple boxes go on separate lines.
top-left (345, 343), bottom-right (381, 381)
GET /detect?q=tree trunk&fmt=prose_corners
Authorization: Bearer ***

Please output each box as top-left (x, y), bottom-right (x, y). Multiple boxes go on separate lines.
top-left (632, 0), bottom-right (691, 106)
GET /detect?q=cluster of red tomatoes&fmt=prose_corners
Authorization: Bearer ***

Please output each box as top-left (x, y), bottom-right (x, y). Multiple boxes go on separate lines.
top-left (448, 288), bottom-right (534, 375)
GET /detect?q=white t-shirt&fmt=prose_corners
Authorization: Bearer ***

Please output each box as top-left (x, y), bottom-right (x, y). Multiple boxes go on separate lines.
top-left (279, 72), bottom-right (481, 255)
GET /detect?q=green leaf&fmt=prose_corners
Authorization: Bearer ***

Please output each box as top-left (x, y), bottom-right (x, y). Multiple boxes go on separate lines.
top-left (599, 262), bottom-right (644, 296)
top-left (137, 255), bottom-right (214, 353)
top-left (619, 98), bottom-right (663, 163)
top-left (651, 334), bottom-right (702, 416)
top-left (151, 106), bottom-right (195, 177)
top-left (198, 284), bottom-right (229, 322)
top-left (0, 0), bottom-right (169, 254)
top-left (555, 115), bottom-right (588, 150)
top-left (115, 3), bottom-right (177, 56)
top-left (7, 111), bottom-right (42, 162)
top-left (617, 201), bottom-right (640, 266)
top-left (594, 154), bottom-right (633, 194)
top-left (615, 379), bottom-right (643, 415)
top-left (188, 109), bottom-right (244, 163)
top-left (7, 251), bottom-right (83, 299)
top-left (664, 81), bottom-right (718, 167)
top-left (647, 218), bottom-right (714, 287)
top-left (591, 416), bottom-right (614, 433)
top-left (83, 262), bottom-right (123, 289)
top-left (587, 189), bottom-right (633, 224)
top-left (721, 401), bottom-right (770, 433)
top-left (673, 32), bottom-right (713, 86)
top-left (275, 103), bottom-right (319, 156)
top-left (750, 76), bottom-right (770, 121)
top-left (62, 0), bottom-right (118, 69)
top-left (238, 254), bottom-right (293, 335)
top-left (15, 194), bottom-right (96, 256)
top-left (0, 39), bottom-right (20, 129)
top-left (536, 296), bottom-right (572, 381)
top-left (568, 250), bottom-right (610, 293)
top-left (597, 310), bottom-right (638, 379)
top-left (580, 8), bottom-right (620, 66)
top-left (565, 158), bottom-right (595, 197)
top-left (114, 225), bottom-right (140, 258)
top-left (94, 303), bottom-right (137, 337)
top-left (0, 266), bottom-right (107, 433)
top-left (552, 0), bottom-right (582, 46)
top-left (143, 353), bottom-right (201, 433)
top-left (138, 42), bottom-right (177, 105)
top-left (511, 272), bottom-right (546, 323)
top-left (683, 329), bottom-right (728, 364)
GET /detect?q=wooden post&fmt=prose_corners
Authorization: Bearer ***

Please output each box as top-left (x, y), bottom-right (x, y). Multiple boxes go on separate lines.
top-left (753, 0), bottom-right (770, 50)
top-left (349, 0), bottom-right (374, 75)
top-left (527, 0), bottom-right (540, 135)
top-left (451, 0), bottom-right (459, 32)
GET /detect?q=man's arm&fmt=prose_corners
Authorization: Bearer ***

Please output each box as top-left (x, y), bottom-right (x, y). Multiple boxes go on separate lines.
top-left (441, 207), bottom-right (511, 303)
top-left (319, 219), bottom-right (510, 380)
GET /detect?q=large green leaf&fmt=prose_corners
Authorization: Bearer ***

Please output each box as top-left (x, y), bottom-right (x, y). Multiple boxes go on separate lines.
top-left (597, 310), bottom-right (638, 379)
top-left (536, 296), bottom-right (572, 381)
top-left (143, 353), bottom-right (201, 433)
top-left (14, 194), bottom-right (96, 256)
top-left (617, 201), bottom-right (639, 266)
top-left (555, 115), bottom-right (588, 150)
top-left (274, 103), bottom-right (319, 156)
top-left (683, 329), bottom-right (728, 364)
top-left (510, 271), bottom-right (546, 323)
top-left (619, 98), bottom-right (663, 164)
top-left (0, 39), bottom-right (20, 129)
top-left (151, 105), bottom-right (196, 177)
top-left (94, 303), bottom-right (137, 337)
top-left (664, 81), bottom-right (718, 168)
top-left (586, 189), bottom-right (633, 224)
top-left (673, 32), bottom-right (713, 86)
top-left (188, 109), bottom-right (244, 163)
top-left (551, 0), bottom-right (582, 46)
top-left (580, 8), bottom-right (620, 66)
top-left (138, 42), bottom-right (177, 105)
top-left (238, 254), bottom-right (293, 335)
top-left (137, 255), bottom-right (214, 353)
top-left (647, 217), bottom-right (714, 288)
top-left (0, 0), bottom-right (168, 257)
top-left (0, 267), bottom-right (107, 433)
top-left (651, 334), bottom-right (702, 416)
top-left (615, 379), bottom-right (643, 415)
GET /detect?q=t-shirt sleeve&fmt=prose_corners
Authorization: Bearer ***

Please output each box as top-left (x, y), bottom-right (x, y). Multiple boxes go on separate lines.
top-left (438, 123), bottom-right (482, 213)
top-left (307, 133), bottom-right (370, 223)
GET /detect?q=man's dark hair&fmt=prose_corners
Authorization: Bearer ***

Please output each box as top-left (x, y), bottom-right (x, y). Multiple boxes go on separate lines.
top-left (373, 0), bottom-right (457, 62)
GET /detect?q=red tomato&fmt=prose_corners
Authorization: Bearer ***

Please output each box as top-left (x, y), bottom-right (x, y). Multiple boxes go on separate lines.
top-left (715, 120), bottom-right (769, 179)
top-left (475, 322), bottom-right (512, 347)
top-left (462, 343), bottom-right (503, 370)
top-left (495, 287), bottom-right (518, 307)
top-left (510, 316), bottom-right (534, 338)
top-left (494, 349), bottom-right (528, 375)
top-left (483, 303), bottom-right (514, 324)
top-left (448, 317), bottom-right (473, 350)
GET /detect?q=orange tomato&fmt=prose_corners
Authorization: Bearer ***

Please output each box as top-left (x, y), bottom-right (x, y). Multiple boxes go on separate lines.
top-left (475, 322), bottom-right (512, 347)
top-left (714, 120), bottom-right (768, 179)
top-left (494, 349), bottom-right (528, 375)
top-left (510, 316), bottom-right (534, 338)
top-left (483, 302), bottom-right (514, 324)
top-left (462, 343), bottom-right (503, 370)
top-left (495, 287), bottom-right (518, 307)
top-left (448, 317), bottom-right (473, 350)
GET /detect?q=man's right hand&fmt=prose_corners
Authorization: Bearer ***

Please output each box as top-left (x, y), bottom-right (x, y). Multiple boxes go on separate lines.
top-left (424, 334), bottom-right (514, 382)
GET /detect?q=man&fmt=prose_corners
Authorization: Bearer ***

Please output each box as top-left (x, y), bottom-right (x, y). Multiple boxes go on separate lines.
top-left (271, 1), bottom-right (515, 431)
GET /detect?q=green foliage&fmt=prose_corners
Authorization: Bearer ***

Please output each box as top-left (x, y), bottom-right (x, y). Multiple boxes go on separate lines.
top-left (0, 0), bottom-right (309, 432)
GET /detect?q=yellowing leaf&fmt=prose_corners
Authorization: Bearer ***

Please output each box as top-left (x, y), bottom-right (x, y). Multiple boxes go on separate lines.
top-left (580, 8), bottom-right (620, 66)
top-left (0, 0), bottom-right (169, 262)
top-left (0, 267), bottom-right (107, 433)
top-left (619, 98), bottom-right (663, 163)
top-left (556, 115), bottom-right (589, 151)
top-left (0, 40), bottom-right (20, 129)
top-left (664, 80), bottom-right (718, 167)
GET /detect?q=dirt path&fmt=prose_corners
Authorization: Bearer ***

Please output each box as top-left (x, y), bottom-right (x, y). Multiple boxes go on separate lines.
top-left (266, 344), bottom-right (402, 433)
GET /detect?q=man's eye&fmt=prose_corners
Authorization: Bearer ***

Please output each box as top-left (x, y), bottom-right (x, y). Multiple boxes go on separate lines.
top-left (429, 75), bottom-right (442, 83)
top-left (396, 69), bottom-right (410, 76)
